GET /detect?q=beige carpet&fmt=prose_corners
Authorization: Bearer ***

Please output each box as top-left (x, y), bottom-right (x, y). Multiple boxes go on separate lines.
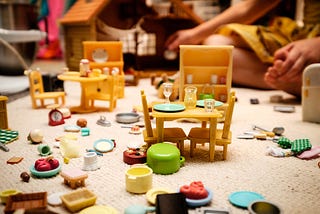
top-left (1, 75), bottom-right (320, 213)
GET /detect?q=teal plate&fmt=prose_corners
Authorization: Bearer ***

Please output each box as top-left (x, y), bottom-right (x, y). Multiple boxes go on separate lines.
top-left (153, 104), bottom-right (185, 112)
top-left (229, 191), bottom-right (264, 208)
top-left (196, 100), bottom-right (223, 108)
top-left (30, 162), bottom-right (61, 178)
top-left (94, 139), bottom-right (114, 153)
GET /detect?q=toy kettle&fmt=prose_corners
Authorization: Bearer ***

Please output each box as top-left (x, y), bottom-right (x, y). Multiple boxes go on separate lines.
top-left (302, 63), bottom-right (320, 123)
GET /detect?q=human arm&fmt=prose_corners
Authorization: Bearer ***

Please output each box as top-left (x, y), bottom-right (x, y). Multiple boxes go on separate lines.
top-left (165, 0), bottom-right (281, 51)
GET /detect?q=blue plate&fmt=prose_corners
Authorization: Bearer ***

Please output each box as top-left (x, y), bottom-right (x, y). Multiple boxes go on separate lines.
top-left (196, 100), bottom-right (223, 108)
top-left (153, 103), bottom-right (185, 112)
top-left (93, 139), bottom-right (114, 153)
top-left (229, 191), bottom-right (264, 208)
top-left (179, 187), bottom-right (213, 207)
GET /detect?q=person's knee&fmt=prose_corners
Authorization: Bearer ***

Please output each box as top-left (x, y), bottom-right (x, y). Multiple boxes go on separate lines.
top-left (203, 34), bottom-right (235, 45)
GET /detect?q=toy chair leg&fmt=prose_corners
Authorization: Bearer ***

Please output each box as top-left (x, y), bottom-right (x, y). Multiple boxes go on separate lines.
top-left (190, 140), bottom-right (195, 157)
top-left (222, 145), bottom-right (228, 160)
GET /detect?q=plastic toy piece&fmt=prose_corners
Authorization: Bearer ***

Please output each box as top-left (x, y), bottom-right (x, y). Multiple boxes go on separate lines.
top-left (0, 96), bottom-right (9, 129)
top-left (60, 168), bottom-right (88, 189)
top-left (48, 108), bottom-right (65, 126)
top-left (26, 69), bottom-right (65, 109)
top-left (4, 192), bottom-right (47, 213)
top-left (7, 156), bottom-right (23, 164)
top-left (60, 188), bottom-right (97, 212)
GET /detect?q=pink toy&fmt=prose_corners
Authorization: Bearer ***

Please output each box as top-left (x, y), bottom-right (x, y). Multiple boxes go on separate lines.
top-left (297, 146), bottom-right (320, 160)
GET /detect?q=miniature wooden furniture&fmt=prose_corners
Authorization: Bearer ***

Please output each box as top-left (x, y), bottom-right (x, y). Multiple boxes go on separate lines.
top-left (58, 72), bottom-right (116, 113)
top-left (188, 91), bottom-right (236, 160)
top-left (86, 75), bottom-right (119, 112)
top-left (141, 90), bottom-right (187, 155)
top-left (0, 96), bottom-right (8, 129)
top-left (151, 100), bottom-right (223, 162)
top-left (83, 41), bottom-right (125, 98)
top-left (27, 70), bottom-right (65, 109)
top-left (179, 45), bottom-right (233, 103)
top-left (60, 168), bottom-right (88, 189)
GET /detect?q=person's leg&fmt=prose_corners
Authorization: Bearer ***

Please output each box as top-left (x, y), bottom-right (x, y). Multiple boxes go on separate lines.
top-left (203, 34), bottom-right (272, 89)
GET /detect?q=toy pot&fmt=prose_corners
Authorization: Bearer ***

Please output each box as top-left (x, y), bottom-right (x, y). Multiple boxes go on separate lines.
top-left (147, 143), bottom-right (185, 175)
top-left (248, 200), bottom-right (281, 214)
top-left (125, 164), bottom-right (153, 194)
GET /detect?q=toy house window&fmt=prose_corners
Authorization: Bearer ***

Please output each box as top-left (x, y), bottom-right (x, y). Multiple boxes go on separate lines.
top-left (121, 32), bottom-right (156, 56)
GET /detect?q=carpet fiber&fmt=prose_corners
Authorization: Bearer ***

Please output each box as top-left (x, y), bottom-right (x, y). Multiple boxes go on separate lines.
top-left (1, 78), bottom-right (319, 214)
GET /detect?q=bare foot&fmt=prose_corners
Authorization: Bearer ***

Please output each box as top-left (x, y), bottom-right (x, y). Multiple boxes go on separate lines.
top-left (264, 63), bottom-right (302, 97)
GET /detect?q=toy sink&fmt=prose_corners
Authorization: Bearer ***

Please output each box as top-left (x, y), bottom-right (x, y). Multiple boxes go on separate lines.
top-left (147, 143), bottom-right (185, 175)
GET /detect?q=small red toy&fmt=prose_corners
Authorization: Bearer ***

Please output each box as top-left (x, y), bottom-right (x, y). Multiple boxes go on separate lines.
top-left (180, 181), bottom-right (208, 200)
top-left (34, 156), bottom-right (60, 171)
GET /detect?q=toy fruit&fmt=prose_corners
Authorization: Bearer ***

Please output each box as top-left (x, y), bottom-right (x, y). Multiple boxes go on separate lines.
top-left (48, 157), bottom-right (60, 169)
top-left (180, 181), bottom-right (208, 200)
top-left (20, 172), bottom-right (30, 182)
top-left (35, 160), bottom-right (51, 171)
top-left (34, 157), bottom-right (60, 171)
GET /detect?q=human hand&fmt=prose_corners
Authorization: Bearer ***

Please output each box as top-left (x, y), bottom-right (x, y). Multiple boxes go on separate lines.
top-left (165, 28), bottom-right (203, 52)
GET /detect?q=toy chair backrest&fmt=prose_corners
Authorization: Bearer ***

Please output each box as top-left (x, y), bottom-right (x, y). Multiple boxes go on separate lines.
top-left (28, 70), bottom-right (44, 96)
top-left (141, 90), bottom-right (154, 137)
top-left (83, 41), bottom-right (123, 62)
top-left (222, 91), bottom-right (236, 139)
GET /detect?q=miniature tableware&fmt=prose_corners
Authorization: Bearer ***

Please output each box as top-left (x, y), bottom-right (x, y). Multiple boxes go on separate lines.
top-left (60, 138), bottom-right (81, 159)
top-left (30, 162), bottom-right (61, 178)
top-left (147, 143), bottom-right (185, 175)
top-left (37, 144), bottom-right (51, 156)
top-left (125, 204), bottom-right (155, 214)
top-left (0, 189), bottom-right (21, 204)
top-left (116, 112), bottom-right (141, 124)
top-left (183, 187), bottom-right (213, 207)
top-left (80, 205), bottom-right (118, 214)
top-left (184, 86), bottom-right (197, 109)
top-left (82, 152), bottom-right (100, 171)
top-left (60, 188), bottom-right (97, 212)
top-left (146, 188), bottom-right (174, 205)
top-left (228, 191), bottom-right (264, 208)
top-left (153, 103), bottom-right (185, 112)
top-left (196, 99), bottom-right (223, 108)
top-left (204, 99), bottom-right (215, 112)
top-left (93, 138), bottom-right (114, 153)
top-left (125, 164), bottom-right (153, 194)
top-left (96, 115), bottom-right (111, 127)
top-left (248, 200), bottom-right (281, 214)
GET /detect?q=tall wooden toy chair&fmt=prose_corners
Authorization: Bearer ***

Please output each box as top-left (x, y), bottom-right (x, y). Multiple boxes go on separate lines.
top-left (86, 75), bottom-right (119, 112)
top-left (188, 91), bottom-right (236, 160)
top-left (82, 41), bottom-right (125, 98)
top-left (27, 70), bottom-right (65, 109)
top-left (141, 90), bottom-right (187, 155)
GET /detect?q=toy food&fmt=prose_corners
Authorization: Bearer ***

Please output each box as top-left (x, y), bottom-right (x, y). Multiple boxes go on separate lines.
top-left (179, 181), bottom-right (208, 200)
top-left (20, 172), bottom-right (30, 182)
top-left (27, 129), bottom-right (43, 144)
top-left (34, 157), bottom-right (60, 171)
top-left (76, 118), bottom-right (87, 127)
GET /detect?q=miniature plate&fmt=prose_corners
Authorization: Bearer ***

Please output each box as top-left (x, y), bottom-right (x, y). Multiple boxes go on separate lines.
top-left (93, 139), bottom-right (114, 153)
top-left (29, 163), bottom-right (61, 178)
top-left (180, 187), bottom-right (213, 207)
top-left (146, 188), bottom-right (174, 205)
top-left (64, 125), bottom-right (81, 132)
top-left (92, 48), bottom-right (108, 63)
top-left (228, 191), bottom-right (264, 208)
top-left (153, 103), bottom-right (185, 112)
top-left (196, 100), bottom-right (223, 108)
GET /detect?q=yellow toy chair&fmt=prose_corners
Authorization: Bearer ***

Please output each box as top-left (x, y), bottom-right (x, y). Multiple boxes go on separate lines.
top-left (188, 91), bottom-right (236, 160)
top-left (82, 41), bottom-right (125, 98)
top-left (27, 70), bottom-right (65, 109)
top-left (141, 90), bottom-right (187, 155)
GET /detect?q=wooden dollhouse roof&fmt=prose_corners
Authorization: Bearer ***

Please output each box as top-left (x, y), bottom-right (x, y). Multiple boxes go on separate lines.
top-left (60, 0), bottom-right (110, 25)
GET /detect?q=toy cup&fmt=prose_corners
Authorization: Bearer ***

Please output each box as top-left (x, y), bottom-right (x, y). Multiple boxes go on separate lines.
top-left (60, 138), bottom-right (80, 159)
top-left (204, 99), bottom-right (215, 112)
top-left (37, 144), bottom-right (51, 156)
top-left (184, 86), bottom-right (197, 109)
top-left (125, 164), bottom-right (153, 194)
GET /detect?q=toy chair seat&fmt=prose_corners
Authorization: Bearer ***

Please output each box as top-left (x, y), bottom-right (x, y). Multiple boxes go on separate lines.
top-left (27, 70), bottom-right (65, 109)
top-left (141, 90), bottom-right (187, 155)
top-left (187, 92), bottom-right (236, 160)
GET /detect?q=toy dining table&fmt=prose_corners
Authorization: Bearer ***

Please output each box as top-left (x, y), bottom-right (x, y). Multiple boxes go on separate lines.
top-left (58, 72), bottom-right (109, 113)
top-left (151, 103), bottom-right (222, 162)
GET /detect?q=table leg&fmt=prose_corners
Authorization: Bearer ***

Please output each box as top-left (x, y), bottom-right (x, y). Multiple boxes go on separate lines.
top-left (209, 118), bottom-right (217, 162)
top-left (156, 118), bottom-right (164, 143)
